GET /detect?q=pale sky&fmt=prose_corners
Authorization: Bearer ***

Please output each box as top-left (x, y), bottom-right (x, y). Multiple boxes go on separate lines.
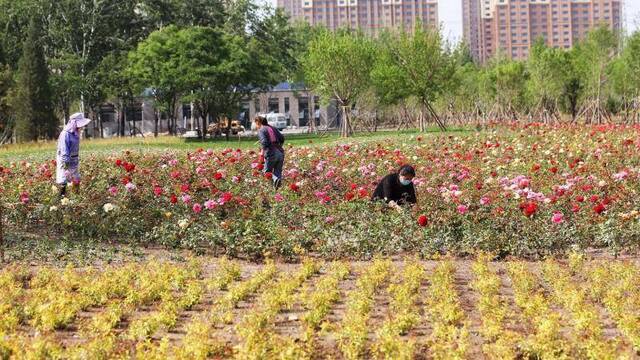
top-left (271, 0), bottom-right (640, 43)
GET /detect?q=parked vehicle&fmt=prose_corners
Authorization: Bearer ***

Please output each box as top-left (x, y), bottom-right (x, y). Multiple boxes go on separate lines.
top-left (253, 113), bottom-right (287, 131)
top-left (208, 119), bottom-right (246, 137)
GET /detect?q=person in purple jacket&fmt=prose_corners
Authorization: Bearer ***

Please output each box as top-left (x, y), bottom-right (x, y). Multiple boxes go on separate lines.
top-left (56, 112), bottom-right (91, 197)
top-left (255, 116), bottom-right (285, 189)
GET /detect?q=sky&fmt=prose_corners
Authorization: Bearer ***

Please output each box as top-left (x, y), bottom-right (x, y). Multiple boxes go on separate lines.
top-left (270, 0), bottom-right (640, 43)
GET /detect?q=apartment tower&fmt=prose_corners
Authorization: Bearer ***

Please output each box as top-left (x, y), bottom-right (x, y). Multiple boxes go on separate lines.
top-left (463, 0), bottom-right (623, 62)
top-left (277, 0), bottom-right (439, 36)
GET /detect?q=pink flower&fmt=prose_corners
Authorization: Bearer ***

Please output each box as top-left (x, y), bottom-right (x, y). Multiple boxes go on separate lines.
top-left (192, 203), bottom-right (202, 214)
top-left (125, 182), bottom-right (136, 192)
top-left (19, 192), bottom-right (29, 205)
top-left (232, 176), bottom-right (240, 183)
top-left (552, 212), bottom-right (564, 224)
top-left (325, 216), bottom-right (335, 224)
top-left (108, 186), bottom-right (118, 196)
top-left (274, 193), bottom-right (284, 202)
top-left (182, 194), bottom-right (192, 204)
top-left (457, 204), bottom-right (469, 214)
top-left (480, 196), bottom-right (491, 205)
top-left (204, 199), bottom-right (216, 210)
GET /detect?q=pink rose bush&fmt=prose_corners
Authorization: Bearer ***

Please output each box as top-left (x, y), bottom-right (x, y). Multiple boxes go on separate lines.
top-left (3, 123), bottom-right (640, 259)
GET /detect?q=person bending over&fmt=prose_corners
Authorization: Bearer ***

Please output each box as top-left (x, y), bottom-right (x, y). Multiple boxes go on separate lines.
top-left (372, 165), bottom-right (417, 207)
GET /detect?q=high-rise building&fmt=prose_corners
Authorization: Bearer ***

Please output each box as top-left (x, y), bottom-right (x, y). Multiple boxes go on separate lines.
top-left (463, 0), bottom-right (623, 62)
top-left (277, 0), bottom-right (439, 36)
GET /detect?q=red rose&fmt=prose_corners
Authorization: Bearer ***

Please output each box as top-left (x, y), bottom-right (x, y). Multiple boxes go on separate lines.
top-left (115, 159), bottom-right (123, 167)
top-left (153, 186), bottom-right (163, 197)
top-left (576, 195), bottom-right (585, 203)
top-left (345, 192), bottom-right (355, 201)
top-left (181, 184), bottom-right (190, 193)
top-left (358, 188), bottom-right (368, 198)
top-left (532, 163), bottom-right (541, 172)
top-left (257, 164), bottom-right (265, 171)
top-left (265, 172), bottom-right (273, 180)
top-left (593, 203), bottom-right (606, 214)
top-left (289, 183), bottom-right (299, 192)
top-left (550, 167), bottom-right (558, 174)
top-left (418, 215), bottom-right (428, 227)
top-left (124, 163), bottom-right (135, 172)
top-left (214, 172), bottom-right (223, 180)
top-left (590, 195), bottom-right (599, 203)
top-left (522, 202), bottom-right (538, 217)
top-left (170, 194), bottom-right (178, 204)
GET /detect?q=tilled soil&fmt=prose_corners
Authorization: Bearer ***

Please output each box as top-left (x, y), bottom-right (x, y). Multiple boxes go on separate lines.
top-left (4, 255), bottom-right (640, 359)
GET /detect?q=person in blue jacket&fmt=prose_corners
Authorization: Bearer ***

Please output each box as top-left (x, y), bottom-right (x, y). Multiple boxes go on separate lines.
top-left (255, 116), bottom-right (285, 189)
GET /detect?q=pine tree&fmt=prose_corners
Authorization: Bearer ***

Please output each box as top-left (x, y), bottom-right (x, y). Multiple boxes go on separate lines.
top-left (12, 16), bottom-right (56, 142)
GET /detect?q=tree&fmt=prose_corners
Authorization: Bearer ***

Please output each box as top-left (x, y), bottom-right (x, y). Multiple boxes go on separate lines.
top-left (128, 25), bottom-right (188, 136)
top-left (613, 31), bottom-right (640, 122)
top-left (574, 26), bottom-right (618, 123)
top-left (484, 57), bottom-right (528, 121)
top-left (10, 16), bottom-right (56, 142)
top-left (0, 64), bottom-right (12, 144)
top-left (527, 38), bottom-right (570, 123)
top-left (303, 29), bottom-right (376, 137)
top-left (371, 25), bottom-right (454, 131)
top-left (177, 26), bottom-right (233, 139)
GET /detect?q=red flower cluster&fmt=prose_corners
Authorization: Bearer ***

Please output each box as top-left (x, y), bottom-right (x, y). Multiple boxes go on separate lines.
top-left (520, 202), bottom-right (538, 217)
top-left (418, 215), bottom-right (428, 227)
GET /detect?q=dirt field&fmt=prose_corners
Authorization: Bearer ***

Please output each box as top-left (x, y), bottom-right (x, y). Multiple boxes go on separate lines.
top-left (1, 253), bottom-right (640, 359)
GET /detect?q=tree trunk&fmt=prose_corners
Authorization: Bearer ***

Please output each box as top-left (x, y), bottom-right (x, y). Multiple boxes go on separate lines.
top-left (340, 105), bottom-right (352, 138)
top-left (98, 112), bottom-right (104, 139)
top-left (154, 110), bottom-right (159, 138)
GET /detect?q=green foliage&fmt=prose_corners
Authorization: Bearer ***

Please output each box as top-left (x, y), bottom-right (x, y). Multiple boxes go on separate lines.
top-left (303, 29), bottom-right (376, 136)
top-left (527, 39), bottom-right (571, 117)
top-left (375, 26), bottom-right (455, 131)
top-left (10, 16), bottom-right (56, 141)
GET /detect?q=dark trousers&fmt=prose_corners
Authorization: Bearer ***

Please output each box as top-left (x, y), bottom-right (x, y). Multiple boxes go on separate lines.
top-left (264, 151), bottom-right (285, 189)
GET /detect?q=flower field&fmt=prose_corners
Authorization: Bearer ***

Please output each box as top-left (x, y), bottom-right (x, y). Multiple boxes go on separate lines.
top-left (1, 254), bottom-right (640, 359)
top-left (2, 124), bottom-right (640, 259)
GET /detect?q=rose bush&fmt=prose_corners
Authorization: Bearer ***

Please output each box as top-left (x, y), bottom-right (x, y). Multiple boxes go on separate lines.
top-left (3, 123), bottom-right (640, 259)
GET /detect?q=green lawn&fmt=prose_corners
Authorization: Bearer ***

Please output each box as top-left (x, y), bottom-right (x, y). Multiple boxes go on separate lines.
top-left (0, 127), bottom-right (470, 163)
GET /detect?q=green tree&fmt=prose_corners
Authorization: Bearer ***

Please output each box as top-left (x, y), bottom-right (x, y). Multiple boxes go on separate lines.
top-left (0, 65), bottom-right (12, 144)
top-left (573, 26), bottom-right (618, 123)
top-left (303, 29), bottom-right (376, 137)
top-left (485, 57), bottom-right (528, 121)
top-left (613, 31), bottom-right (640, 122)
top-left (527, 38), bottom-right (570, 122)
top-left (127, 25), bottom-right (188, 136)
top-left (371, 26), bottom-right (454, 131)
top-left (11, 16), bottom-right (56, 142)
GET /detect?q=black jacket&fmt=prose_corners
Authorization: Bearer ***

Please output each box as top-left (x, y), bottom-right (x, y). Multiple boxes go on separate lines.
top-left (371, 173), bottom-right (417, 205)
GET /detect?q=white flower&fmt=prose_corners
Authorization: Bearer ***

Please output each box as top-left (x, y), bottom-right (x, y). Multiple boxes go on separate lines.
top-left (49, 206), bottom-right (58, 212)
top-left (178, 219), bottom-right (189, 229)
top-left (103, 203), bottom-right (116, 213)
top-left (60, 198), bottom-right (71, 206)
top-left (598, 180), bottom-right (607, 187)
